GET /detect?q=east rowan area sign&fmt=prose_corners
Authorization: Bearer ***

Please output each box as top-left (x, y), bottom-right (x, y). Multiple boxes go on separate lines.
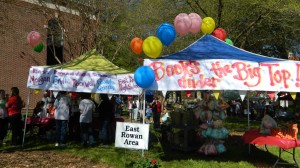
top-left (115, 122), bottom-right (149, 150)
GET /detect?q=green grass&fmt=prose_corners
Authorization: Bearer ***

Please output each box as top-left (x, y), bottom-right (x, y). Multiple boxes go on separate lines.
top-left (1, 117), bottom-right (299, 168)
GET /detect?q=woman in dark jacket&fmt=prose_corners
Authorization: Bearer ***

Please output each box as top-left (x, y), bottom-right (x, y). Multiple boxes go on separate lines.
top-left (98, 94), bottom-right (114, 145)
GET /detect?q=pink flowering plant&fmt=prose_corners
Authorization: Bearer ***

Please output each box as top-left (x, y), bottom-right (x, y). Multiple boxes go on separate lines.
top-left (132, 154), bottom-right (160, 168)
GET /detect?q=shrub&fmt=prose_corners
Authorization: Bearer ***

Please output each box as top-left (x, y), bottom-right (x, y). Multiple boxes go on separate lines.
top-left (132, 154), bottom-right (160, 168)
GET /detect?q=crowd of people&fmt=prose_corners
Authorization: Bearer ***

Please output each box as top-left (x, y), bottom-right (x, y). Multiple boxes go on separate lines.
top-left (0, 87), bottom-right (171, 148)
top-left (0, 88), bottom-right (136, 147)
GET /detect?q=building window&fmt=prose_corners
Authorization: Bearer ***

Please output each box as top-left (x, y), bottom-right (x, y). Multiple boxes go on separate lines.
top-left (47, 18), bottom-right (63, 65)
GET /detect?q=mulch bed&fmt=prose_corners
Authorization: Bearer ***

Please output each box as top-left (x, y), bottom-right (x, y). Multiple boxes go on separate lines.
top-left (0, 150), bottom-right (111, 168)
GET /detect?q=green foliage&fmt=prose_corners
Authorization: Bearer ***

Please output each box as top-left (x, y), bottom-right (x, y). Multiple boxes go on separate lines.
top-left (1, 116), bottom-right (300, 168)
top-left (129, 154), bottom-right (160, 168)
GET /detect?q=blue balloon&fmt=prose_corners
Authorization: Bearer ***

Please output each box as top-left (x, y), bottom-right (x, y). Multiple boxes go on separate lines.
top-left (156, 23), bottom-right (176, 46)
top-left (134, 66), bottom-right (155, 88)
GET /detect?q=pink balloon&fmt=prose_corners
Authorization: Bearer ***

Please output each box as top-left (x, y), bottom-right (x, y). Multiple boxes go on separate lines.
top-left (27, 31), bottom-right (42, 47)
top-left (188, 13), bottom-right (202, 34)
top-left (174, 13), bottom-right (192, 36)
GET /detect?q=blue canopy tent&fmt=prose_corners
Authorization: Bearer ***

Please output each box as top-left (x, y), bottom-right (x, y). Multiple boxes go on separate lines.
top-left (158, 34), bottom-right (284, 62)
top-left (144, 35), bottom-right (292, 132)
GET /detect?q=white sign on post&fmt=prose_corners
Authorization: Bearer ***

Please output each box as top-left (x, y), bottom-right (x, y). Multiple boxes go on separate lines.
top-left (115, 122), bottom-right (149, 150)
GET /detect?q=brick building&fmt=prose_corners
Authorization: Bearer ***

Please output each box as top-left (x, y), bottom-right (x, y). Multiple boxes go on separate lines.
top-left (0, 0), bottom-right (97, 109)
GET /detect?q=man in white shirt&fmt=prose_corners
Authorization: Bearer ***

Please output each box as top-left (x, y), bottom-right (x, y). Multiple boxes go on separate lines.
top-left (79, 93), bottom-right (95, 147)
top-left (54, 91), bottom-right (71, 147)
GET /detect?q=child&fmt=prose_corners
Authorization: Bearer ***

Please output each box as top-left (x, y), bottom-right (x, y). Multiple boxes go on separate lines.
top-left (145, 105), bottom-right (152, 123)
top-left (32, 101), bottom-right (45, 117)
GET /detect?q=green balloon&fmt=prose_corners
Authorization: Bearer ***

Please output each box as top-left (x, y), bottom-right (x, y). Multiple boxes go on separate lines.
top-left (225, 38), bottom-right (233, 46)
top-left (33, 42), bottom-right (44, 53)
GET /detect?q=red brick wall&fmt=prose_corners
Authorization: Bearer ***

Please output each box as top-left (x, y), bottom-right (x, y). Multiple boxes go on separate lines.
top-left (0, 1), bottom-right (94, 110)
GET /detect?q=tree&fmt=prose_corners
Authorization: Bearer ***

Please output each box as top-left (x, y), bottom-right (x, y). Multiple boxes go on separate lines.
top-left (185, 0), bottom-right (300, 59)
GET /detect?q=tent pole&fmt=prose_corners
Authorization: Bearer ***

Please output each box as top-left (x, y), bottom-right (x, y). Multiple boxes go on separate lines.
top-left (143, 90), bottom-right (146, 125)
top-left (247, 92), bottom-right (250, 155)
top-left (141, 89), bottom-right (146, 157)
top-left (22, 88), bottom-right (31, 148)
top-left (247, 93), bottom-right (250, 130)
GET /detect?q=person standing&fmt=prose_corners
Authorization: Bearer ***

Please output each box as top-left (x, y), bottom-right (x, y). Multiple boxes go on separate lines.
top-left (0, 90), bottom-right (8, 145)
top-left (41, 91), bottom-right (51, 117)
top-left (151, 99), bottom-right (158, 128)
top-left (156, 98), bottom-right (162, 128)
top-left (79, 93), bottom-right (95, 147)
top-left (98, 94), bottom-right (114, 145)
top-left (68, 92), bottom-right (80, 141)
top-left (133, 98), bottom-right (139, 122)
top-left (128, 99), bottom-right (133, 122)
top-left (145, 104), bottom-right (152, 124)
top-left (54, 91), bottom-right (71, 147)
top-left (6, 87), bottom-right (23, 146)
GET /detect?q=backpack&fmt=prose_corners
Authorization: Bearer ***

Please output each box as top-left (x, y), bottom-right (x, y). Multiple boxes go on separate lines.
top-left (132, 103), bottom-right (137, 109)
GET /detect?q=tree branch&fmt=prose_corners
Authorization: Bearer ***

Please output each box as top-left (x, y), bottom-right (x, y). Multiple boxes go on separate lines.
top-left (217, 0), bottom-right (223, 27)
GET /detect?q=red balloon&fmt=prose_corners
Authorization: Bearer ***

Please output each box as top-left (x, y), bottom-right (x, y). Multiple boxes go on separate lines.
top-left (212, 28), bottom-right (227, 41)
top-left (27, 31), bottom-right (42, 47)
top-left (130, 37), bottom-right (143, 54)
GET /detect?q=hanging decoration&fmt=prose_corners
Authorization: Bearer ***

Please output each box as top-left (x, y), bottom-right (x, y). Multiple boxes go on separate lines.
top-left (27, 31), bottom-right (42, 47)
top-left (174, 13), bottom-right (192, 36)
top-left (290, 92), bottom-right (297, 100)
top-left (142, 36), bottom-right (163, 59)
top-left (134, 66), bottom-right (155, 88)
top-left (156, 23), bottom-right (176, 46)
top-left (201, 17), bottom-right (215, 34)
top-left (130, 37), bottom-right (143, 54)
top-left (188, 13), bottom-right (202, 34)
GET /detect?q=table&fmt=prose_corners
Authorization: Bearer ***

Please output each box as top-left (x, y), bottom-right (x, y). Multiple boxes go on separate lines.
top-left (242, 129), bottom-right (300, 168)
top-left (26, 117), bottom-right (55, 129)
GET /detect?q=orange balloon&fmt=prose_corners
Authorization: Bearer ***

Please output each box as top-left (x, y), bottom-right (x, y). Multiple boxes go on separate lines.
top-left (130, 37), bottom-right (143, 54)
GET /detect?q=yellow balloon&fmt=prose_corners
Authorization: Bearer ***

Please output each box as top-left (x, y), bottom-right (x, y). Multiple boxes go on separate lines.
top-left (142, 36), bottom-right (163, 59)
top-left (33, 89), bottom-right (40, 94)
top-left (201, 17), bottom-right (216, 34)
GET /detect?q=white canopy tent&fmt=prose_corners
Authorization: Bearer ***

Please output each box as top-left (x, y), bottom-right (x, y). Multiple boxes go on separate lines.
top-left (23, 49), bottom-right (143, 146)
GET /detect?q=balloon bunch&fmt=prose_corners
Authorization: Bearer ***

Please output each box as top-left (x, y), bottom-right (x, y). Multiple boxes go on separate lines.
top-left (131, 12), bottom-right (234, 89)
top-left (174, 13), bottom-right (233, 46)
top-left (130, 22), bottom-right (176, 59)
top-left (27, 31), bottom-right (44, 53)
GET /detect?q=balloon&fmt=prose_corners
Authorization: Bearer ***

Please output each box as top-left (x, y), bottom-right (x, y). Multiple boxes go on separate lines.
top-left (212, 28), bottom-right (227, 41)
top-left (174, 13), bottom-right (192, 36)
top-left (33, 89), bottom-right (40, 94)
top-left (142, 36), bottom-right (163, 58)
top-left (188, 13), bottom-right (202, 34)
top-left (156, 23), bottom-right (176, 46)
top-left (134, 66), bottom-right (155, 88)
top-left (33, 42), bottom-right (44, 53)
top-left (201, 17), bottom-right (215, 34)
top-left (27, 31), bottom-right (42, 47)
top-left (225, 38), bottom-right (233, 45)
top-left (130, 37), bottom-right (143, 54)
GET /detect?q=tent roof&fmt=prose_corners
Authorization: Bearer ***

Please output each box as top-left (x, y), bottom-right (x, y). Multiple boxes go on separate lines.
top-left (48, 49), bottom-right (130, 74)
top-left (159, 35), bottom-right (285, 62)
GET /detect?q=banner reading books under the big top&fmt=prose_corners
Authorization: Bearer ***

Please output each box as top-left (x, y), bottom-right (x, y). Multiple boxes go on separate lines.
top-left (27, 66), bottom-right (142, 95)
top-left (144, 59), bottom-right (300, 92)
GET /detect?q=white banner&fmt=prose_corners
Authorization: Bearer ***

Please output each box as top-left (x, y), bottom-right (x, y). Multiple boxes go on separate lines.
top-left (144, 59), bottom-right (300, 92)
top-left (27, 66), bottom-right (142, 95)
top-left (115, 122), bottom-right (149, 150)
